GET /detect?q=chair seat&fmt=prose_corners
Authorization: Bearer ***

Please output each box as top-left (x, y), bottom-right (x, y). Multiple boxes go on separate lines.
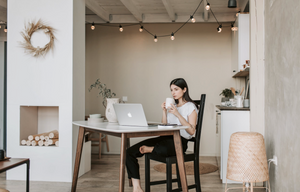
top-left (146, 149), bottom-right (196, 164)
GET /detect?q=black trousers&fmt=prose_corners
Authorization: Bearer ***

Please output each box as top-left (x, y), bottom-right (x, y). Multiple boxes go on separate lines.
top-left (126, 135), bottom-right (188, 179)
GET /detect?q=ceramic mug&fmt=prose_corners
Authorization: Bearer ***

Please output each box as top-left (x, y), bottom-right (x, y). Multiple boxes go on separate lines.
top-left (166, 98), bottom-right (175, 109)
top-left (244, 99), bottom-right (250, 108)
top-left (235, 96), bottom-right (243, 108)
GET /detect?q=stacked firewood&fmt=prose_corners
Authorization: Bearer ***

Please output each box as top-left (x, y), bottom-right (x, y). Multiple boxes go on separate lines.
top-left (21, 130), bottom-right (59, 147)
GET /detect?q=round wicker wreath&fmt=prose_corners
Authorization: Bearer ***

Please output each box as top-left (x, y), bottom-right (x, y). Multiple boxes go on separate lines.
top-left (21, 20), bottom-right (55, 57)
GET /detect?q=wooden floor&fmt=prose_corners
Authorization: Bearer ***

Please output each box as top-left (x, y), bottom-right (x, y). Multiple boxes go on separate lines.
top-left (0, 154), bottom-right (265, 192)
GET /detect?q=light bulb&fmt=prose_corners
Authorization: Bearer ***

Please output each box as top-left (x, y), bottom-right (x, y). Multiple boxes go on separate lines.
top-left (217, 25), bottom-right (222, 33)
top-left (139, 26), bottom-right (143, 32)
top-left (4, 26), bottom-right (7, 33)
top-left (170, 33), bottom-right (175, 40)
top-left (0, 25), bottom-right (1, 29)
top-left (91, 22), bottom-right (95, 30)
top-left (119, 25), bottom-right (123, 32)
top-left (205, 3), bottom-right (210, 10)
top-left (154, 35), bottom-right (158, 42)
top-left (190, 16), bottom-right (196, 23)
top-left (236, 11), bottom-right (240, 17)
top-left (231, 26), bottom-right (238, 31)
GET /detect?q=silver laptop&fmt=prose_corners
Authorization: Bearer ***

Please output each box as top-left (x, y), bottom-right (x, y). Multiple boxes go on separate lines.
top-left (113, 103), bottom-right (159, 126)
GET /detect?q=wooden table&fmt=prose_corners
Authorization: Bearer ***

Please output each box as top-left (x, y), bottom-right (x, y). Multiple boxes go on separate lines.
top-left (71, 121), bottom-right (189, 192)
top-left (0, 158), bottom-right (30, 192)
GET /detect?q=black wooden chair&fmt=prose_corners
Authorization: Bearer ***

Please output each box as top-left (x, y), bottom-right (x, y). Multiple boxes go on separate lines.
top-left (144, 94), bottom-right (206, 192)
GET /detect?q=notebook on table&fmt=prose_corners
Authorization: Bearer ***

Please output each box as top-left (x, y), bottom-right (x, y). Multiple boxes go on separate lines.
top-left (113, 103), bottom-right (160, 127)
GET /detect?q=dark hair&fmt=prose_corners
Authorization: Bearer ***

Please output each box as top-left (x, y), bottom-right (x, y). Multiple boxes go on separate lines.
top-left (170, 78), bottom-right (199, 109)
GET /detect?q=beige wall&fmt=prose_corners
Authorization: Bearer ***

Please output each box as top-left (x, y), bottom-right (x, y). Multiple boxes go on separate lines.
top-left (85, 23), bottom-right (239, 156)
top-left (264, 0), bottom-right (300, 191)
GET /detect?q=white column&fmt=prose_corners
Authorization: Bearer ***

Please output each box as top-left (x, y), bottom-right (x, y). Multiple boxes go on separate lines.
top-left (249, 0), bottom-right (265, 135)
top-left (7, 0), bottom-right (85, 182)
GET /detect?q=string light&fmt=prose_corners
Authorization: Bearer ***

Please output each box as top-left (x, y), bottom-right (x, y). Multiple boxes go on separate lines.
top-left (190, 16), bottom-right (196, 23)
top-left (170, 32), bottom-right (175, 40)
top-left (91, 22), bottom-right (95, 30)
top-left (154, 35), bottom-right (158, 42)
top-left (85, 1), bottom-right (227, 42)
top-left (217, 25), bottom-right (222, 33)
top-left (236, 11), bottom-right (240, 17)
top-left (139, 26), bottom-right (143, 32)
top-left (119, 25), bottom-right (123, 32)
top-left (205, 3), bottom-right (210, 10)
top-left (231, 24), bottom-right (238, 31)
top-left (0, 25), bottom-right (1, 29)
top-left (4, 25), bottom-right (7, 33)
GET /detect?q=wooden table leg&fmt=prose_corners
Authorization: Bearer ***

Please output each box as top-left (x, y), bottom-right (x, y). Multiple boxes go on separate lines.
top-left (26, 159), bottom-right (30, 192)
top-left (71, 126), bottom-right (86, 192)
top-left (173, 131), bottom-right (188, 192)
top-left (119, 133), bottom-right (127, 192)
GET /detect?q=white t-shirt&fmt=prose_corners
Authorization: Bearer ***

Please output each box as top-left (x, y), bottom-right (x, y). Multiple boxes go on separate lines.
top-left (167, 102), bottom-right (198, 139)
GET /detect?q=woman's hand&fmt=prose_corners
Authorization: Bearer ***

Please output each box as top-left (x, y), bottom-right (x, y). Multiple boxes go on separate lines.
top-left (168, 103), bottom-right (180, 116)
top-left (161, 102), bottom-right (167, 111)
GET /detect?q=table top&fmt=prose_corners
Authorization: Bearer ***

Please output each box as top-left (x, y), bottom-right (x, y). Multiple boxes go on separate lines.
top-left (73, 121), bottom-right (189, 133)
top-left (0, 158), bottom-right (29, 172)
top-left (216, 105), bottom-right (250, 111)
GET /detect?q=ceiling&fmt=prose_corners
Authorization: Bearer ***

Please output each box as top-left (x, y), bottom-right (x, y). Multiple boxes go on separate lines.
top-left (0, 0), bottom-right (249, 24)
top-left (85, 0), bottom-right (249, 24)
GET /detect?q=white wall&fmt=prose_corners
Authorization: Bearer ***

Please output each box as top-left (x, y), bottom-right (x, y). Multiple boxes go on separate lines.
top-left (0, 35), bottom-right (6, 150)
top-left (85, 23), bottom-right (239, 156)
top-left (250, 0), bottom-right (265, 135)
top-left (7, 0), bottom-right (85, 182)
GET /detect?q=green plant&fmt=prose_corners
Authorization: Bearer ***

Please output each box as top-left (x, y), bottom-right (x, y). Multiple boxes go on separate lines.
top-left (89, 79), bottom-right (116, 108)
top-left (219, 88), bottom-right (233, 98)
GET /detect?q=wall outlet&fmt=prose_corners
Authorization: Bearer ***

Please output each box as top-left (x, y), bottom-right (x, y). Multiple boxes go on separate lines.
top-left (122, 96), bottom-right (128, 102)
top-left (273, 155), bottom-right (278, 165)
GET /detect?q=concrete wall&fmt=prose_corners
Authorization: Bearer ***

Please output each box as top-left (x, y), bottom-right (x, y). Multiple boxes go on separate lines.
top-left (265, 0), bottom-right (300, 191)
top-left (85, 23), bottom-right (242, 156)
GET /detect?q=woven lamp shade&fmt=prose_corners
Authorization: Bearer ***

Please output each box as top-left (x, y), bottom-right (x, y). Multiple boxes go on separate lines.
top-left (226, 132), bottom-right (269, 182)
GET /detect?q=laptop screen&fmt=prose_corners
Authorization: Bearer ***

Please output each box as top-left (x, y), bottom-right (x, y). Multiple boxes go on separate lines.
top-left (113, 103), bottom-right (149, 126)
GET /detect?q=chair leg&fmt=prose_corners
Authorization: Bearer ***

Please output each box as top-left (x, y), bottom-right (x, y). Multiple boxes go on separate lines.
top-left (194, 159), bottom-right (201, 192)
top-left (98, 133), bottom-right (102, 159)
top-left (175, 163), bottom-right (181, 189)
top-left (166, 159), bottom-right (172, 192)
top-left (127, 138), bottom-right (132, 187)
top-left (145, 154), bottom-right (151, 192)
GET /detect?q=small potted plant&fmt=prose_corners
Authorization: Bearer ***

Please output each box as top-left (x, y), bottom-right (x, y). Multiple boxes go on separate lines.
top-left (219, 88), bottom-right (233, 102)
top-left (89, 79), bottom-right (118, 122)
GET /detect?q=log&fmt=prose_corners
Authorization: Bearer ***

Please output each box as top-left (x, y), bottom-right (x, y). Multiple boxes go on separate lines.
top-left (55, 141), bottom-right (59, 147)
top-left (21, 140), bottom-right (27, 145)
top-left (26, 140), bottom-right (31, 146)
top-left (44, 141), bottom-right (49, 147)
top-left (45, 136), bottom-right (49, 141)
top-left (40, 135), bottom-right (45, 141)
top-left (28, 132), bottom-right (47, 141)
top-left (35, 136), bottom-right (40, 141)
top-left (49, 130), bottom-right (59, 139)
top-left (38, 140), bottom-right (44, 146)
top-left (32, 141), bottom-right (37, 146)
top-left (48, 139), bottom-right (59, 145)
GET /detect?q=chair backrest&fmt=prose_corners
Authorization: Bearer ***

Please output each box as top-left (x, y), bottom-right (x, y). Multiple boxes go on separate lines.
top-left (193, 94), bottom-right (206, 157)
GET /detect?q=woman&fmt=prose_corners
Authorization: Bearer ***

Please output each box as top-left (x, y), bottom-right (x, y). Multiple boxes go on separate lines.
top-left (126, 78), bottom-right (198, 192)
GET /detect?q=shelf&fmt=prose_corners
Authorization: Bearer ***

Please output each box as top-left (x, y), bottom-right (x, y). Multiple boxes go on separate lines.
top-left (233, 67), bottom-right (249, 77)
